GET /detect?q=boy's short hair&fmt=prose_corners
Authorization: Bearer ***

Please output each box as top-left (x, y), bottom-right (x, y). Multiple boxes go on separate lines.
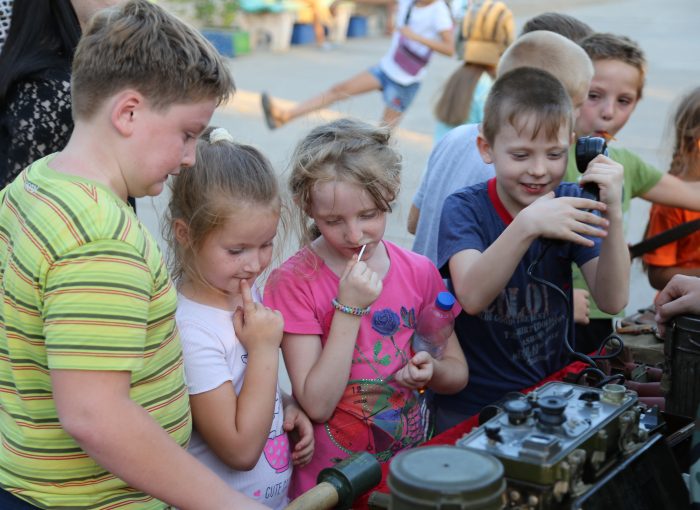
top-left (71, 0), bottom-right (234, 119)
top-left (520, 12), bottom-right (594, 42)
top-left (498, 31), bottom-right (593, 108)
top-left (482, 67), bottom-right (573, 145)
top-left (579, 32), bottom-right (646, 99)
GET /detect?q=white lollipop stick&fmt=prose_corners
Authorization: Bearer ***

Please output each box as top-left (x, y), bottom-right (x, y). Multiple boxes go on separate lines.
top-left (358, 244), bottom-right (366, 261)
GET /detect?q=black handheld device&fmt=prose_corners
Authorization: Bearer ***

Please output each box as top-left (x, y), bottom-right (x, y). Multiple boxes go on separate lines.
top-left (575, 136), bottom-right (608, 201)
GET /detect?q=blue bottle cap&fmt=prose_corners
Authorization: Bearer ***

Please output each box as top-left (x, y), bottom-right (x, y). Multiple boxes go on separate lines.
top-left (435, 291), bottom-right (456, 311)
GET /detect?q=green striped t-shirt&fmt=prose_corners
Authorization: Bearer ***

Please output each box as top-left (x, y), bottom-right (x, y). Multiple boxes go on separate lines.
top-left (0, 156), bottom-right (190, 509)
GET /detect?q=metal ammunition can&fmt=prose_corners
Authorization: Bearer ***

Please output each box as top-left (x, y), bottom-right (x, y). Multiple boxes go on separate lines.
top-left (387, 445), bottom-right (505, 509)
top-left (665, 314), bottom-right (700, 418)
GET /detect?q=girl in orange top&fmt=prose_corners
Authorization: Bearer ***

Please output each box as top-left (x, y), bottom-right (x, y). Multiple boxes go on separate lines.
top-left (644, 86), bottom-right (700, 290)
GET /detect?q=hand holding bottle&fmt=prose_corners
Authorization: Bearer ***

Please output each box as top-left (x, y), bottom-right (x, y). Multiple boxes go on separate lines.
top-left (395, 351), bottom-right (434, 390)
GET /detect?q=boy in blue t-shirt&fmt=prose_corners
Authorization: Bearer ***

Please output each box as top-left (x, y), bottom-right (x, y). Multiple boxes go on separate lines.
top-left (435, 67), bottom-right (629, 431)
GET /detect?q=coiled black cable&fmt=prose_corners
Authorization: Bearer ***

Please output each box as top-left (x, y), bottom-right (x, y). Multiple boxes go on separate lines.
top-left (526, 241), bottom-right (625, 388)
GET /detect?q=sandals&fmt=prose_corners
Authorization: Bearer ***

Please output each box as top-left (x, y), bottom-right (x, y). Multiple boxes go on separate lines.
top-left (261, 92), bottom-right (279, 130)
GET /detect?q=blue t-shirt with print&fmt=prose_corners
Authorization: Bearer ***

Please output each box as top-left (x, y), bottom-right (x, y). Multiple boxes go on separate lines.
top-left (435, 179), bottom-right (601, 419)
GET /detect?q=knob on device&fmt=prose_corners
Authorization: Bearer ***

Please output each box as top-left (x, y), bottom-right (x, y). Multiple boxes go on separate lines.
top-left (504, 398), bottom-right (532, 425)
top-left (536, 396), bottom-right (567, 428)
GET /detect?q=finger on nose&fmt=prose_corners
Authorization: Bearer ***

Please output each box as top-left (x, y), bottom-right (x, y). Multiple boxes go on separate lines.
top-left (240, 280), bottom-right (255, 306)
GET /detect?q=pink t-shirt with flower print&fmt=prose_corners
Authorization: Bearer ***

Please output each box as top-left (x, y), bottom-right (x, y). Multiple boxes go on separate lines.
top-left (263, 241), bottom-right (457, 496)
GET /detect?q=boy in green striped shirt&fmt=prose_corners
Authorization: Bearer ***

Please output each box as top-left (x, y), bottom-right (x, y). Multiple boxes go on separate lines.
top-left (0, 1), bottom-right (265, 508)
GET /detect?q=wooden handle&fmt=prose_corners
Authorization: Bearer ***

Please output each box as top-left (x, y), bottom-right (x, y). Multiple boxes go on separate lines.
top-left (284, 481), bottom-right (339, 510)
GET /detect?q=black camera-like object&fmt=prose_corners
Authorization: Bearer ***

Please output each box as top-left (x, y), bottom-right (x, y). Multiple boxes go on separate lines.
top-left (574, 136), bottom-right (608, 202)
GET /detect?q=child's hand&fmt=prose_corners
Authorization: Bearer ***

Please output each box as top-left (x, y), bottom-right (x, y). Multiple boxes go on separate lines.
top-left (655, 274), bottom-right (700, 337)
top-left (233, 280), bottom-right (284, 354)
top-left (520, 192), bottom-right (609, 247)
top-left (395, 351), bottom-right (434, 390)
top-left (283, 401), bottom-right (315, 466)
top-left (337, 257), bottom-right (382, 310)
top-left (398, 26), bottom-right (418, 40)
top-left (579, 154), bottom-right (624, 211)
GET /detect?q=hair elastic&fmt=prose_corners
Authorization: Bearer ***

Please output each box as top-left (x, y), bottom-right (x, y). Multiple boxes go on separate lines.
top-left (332, 298), bottom-right (370, 317)
top-left (209, 127), bottom-right (234, 144)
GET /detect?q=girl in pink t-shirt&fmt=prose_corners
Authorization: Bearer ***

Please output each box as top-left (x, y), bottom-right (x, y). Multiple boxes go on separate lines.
top-left (263, 119), bottom-right (468, 496)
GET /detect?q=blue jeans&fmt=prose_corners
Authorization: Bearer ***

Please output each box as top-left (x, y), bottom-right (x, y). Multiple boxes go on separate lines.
top-left (368, 65), bottom-right (421, 113)
top-left (0, 488), bottom-right (39, 509)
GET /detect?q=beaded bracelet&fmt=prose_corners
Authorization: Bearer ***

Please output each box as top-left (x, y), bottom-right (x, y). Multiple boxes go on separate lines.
top-left (332, 298), bottom-right (371, 317)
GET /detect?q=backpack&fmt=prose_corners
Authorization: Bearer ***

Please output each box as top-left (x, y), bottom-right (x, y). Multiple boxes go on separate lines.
top-left (455, 0), bottom-right (514, 65)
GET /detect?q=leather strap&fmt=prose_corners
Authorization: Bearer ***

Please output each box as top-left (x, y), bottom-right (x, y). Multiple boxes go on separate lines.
top-left (628, 218), bottom-right (700, 259)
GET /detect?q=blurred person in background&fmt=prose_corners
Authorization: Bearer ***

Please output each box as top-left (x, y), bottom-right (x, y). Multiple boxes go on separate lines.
top-left (0, 0), bottom-right (121, 187)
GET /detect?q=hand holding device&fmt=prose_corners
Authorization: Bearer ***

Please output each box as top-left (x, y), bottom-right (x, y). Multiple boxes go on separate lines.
top-left (575, 136), bottom-right (608, 202)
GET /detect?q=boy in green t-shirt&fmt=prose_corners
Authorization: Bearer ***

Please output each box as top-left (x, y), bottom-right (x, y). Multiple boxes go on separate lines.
top-left (565, 33), bottom-right (700, 351)
top-left (0, 2), bottom-right (267, 509)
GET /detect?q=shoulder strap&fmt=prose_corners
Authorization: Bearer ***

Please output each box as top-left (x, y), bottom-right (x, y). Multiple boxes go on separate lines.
top-left (404, 1), bottom-right (415, 25)
top-left (404, 0), bottom-right (452, 25)
top-left (628, 218), bottom-right (700, 259)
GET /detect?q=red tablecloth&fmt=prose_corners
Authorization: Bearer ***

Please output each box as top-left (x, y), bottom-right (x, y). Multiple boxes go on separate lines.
top-left (355, 361), bottom-right (589, 509)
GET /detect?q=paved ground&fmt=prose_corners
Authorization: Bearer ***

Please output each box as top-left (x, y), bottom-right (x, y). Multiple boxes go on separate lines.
top-left (140, 0), bottom-right (699, 317)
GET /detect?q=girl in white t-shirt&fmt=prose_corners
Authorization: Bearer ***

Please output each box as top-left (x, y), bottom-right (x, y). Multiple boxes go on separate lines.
top-left (165, 127), bottom-right (314, 509)
top-left (261, 0), bottom-right (453, 130)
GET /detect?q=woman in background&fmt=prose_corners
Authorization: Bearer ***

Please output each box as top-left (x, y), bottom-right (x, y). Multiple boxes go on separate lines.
top-left (0, 0), bottom-right (119, 186)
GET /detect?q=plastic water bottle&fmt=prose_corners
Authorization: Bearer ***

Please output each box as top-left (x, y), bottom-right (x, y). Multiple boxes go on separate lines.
top-left (411, 292), bottom-right (456, 359)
